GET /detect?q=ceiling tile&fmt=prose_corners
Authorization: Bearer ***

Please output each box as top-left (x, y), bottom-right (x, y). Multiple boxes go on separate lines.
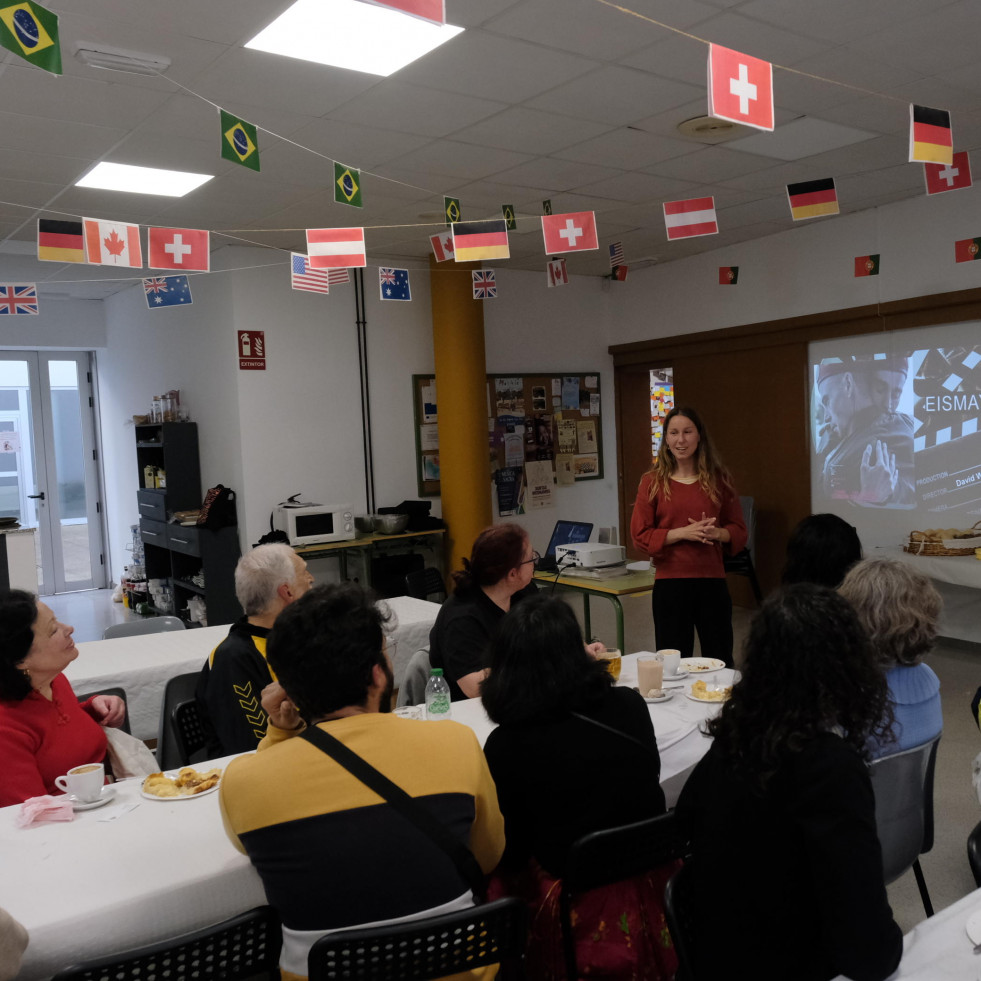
top-left (555, 127), bottom-right (698, 168)
top-left (489, 156), bottom-right (624, 192)
top-left (452, 107), bottom-right (615, 155)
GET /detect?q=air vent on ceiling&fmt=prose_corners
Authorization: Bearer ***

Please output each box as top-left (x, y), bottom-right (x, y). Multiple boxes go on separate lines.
top-left (676, 115), bottom-right (748, 144)
top-left (74, 44), bottom-right (171, 76)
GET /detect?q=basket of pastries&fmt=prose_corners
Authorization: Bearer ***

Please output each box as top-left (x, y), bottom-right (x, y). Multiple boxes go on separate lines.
top-left (904, 521), bottom-right (981, 556)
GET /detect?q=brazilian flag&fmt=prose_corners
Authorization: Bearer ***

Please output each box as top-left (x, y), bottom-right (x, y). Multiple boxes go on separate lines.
top-left (444, 196), bottom-right (461, 225)
top-left (0, 1), bottom-right (61, 74)
top-left (502, 204), bottom-right (516, 231)
top-left (334, 162), bottom-right (362, 208)
top-left (220, 110), bottom-right (260, 171)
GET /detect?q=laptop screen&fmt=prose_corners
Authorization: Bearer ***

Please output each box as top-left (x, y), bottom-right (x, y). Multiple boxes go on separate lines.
top-left (544, 519), bottom-right (593, 557)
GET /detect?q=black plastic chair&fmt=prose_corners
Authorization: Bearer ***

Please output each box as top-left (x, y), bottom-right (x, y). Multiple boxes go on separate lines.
top-left (664, 863), bottom-right (700, 981)
top-left (172, 698), bottom-right (209, 768)
top-left (869, 733), bottom-right (941, 917)
top-left (967, 819), bottom-right (981, 887)
top-left (50, 905), bottom-right (282, 981)
top-left (404, 567), bottom-right (447, 603)
top-left (307, 898), bottom-right (527, 981)
top-left (156, 672), bottom-right (202, 769)
top-left (722, 495), bottom-right (763, 604)
top-left (75, 686), bottom-right (132, 735)
top-left (559, 811), bottom-right (691, 981)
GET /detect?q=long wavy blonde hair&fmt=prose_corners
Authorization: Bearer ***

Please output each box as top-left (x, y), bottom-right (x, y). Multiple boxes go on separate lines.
top-left (646, 406), bottom-right (733, 503)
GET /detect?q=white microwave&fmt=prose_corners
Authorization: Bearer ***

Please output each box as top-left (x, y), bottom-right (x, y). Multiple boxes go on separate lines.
top-left (273, 504), bottom-right (355, 546)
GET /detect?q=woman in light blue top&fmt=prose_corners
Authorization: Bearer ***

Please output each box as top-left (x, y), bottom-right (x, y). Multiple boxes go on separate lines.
top-left (839, 558), bottom-right (943, 756)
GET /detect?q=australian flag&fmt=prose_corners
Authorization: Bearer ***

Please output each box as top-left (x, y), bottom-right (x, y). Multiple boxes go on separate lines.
top-left (0, 284), bottom-right (38, 315)
top-left (143, 275), bottom-right (192, 309)
top-left (378, 267), bottom-right (411, 301)
top-left (472, 269), bottom-right (497, 300)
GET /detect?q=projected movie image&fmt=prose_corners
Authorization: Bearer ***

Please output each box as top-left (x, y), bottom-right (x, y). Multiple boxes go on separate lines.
top-left (810, 324), bottom-right (981, 534)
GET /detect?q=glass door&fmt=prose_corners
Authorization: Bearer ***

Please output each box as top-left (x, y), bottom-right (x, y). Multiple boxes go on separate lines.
top-left (0, 352), bottom-right (106, 593)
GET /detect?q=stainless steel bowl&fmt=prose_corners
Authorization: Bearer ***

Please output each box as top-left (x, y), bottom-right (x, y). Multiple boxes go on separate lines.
top-left (374, 513), bottom-right (409, 535)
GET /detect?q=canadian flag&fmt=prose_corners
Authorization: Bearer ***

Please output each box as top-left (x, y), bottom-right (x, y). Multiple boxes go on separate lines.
top-left (547, 258), bottom-right (568, 287)
top-left (708, 44), bottom-right (774, 132)
top-left (83, 218), bottom-right (143, 268)
top-left (430, 231), bottom-right (454, 262)
top-left (148, 227), bottom-right (210, 272)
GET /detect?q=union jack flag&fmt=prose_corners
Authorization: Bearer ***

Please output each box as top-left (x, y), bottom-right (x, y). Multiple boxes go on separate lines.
top-left (472, 269), bottom-right (497, 300)
top-left (144, 278), bottom-right (170, 295)
top-left (380, 268), bottom-right (397, 286)
top-left (0, 284), bottom-right (38, 315)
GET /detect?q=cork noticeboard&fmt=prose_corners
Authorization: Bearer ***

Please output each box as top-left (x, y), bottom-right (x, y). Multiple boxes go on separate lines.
top-left (411, 372), bottom-right (603, 499)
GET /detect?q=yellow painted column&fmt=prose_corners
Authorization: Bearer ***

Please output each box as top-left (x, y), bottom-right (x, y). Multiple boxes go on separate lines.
top-left (430, 256), bottom-right (491, 574)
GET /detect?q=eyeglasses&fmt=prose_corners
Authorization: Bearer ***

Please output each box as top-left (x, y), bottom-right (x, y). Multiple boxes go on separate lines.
top-left (519, 550), bottom-right (541, 568)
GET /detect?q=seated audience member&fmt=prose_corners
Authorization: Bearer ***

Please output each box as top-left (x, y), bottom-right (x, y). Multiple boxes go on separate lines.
top-left (839, 557), bottom-right (943, 755)
top-left (219, 582), bottom-right (504, 981)
top-left (428, 523), bottom-right (539, 700)
top-left (0, 590), bottom-right (126, 806)
top-left (781, 512), bottom-right (862, 587)
top-left (675, 585), bottom-right (902, 981)
top-left (196, 543), bottom-right (313, 755)
top-left (482, 594), bottom-right (676, 980)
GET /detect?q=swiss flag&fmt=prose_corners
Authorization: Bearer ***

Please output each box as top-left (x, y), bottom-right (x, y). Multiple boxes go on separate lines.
top-left (547, 257), bottom-right (568, 287)
top-left (148, 227), bottom-right (210, 272)
top-left (924, 151), bottom-right (972, 194)
top-left (708, 44), bottom-right (774, 132)
top-left (430, 231), bottom-right (454, 262)
top-left (541, 212), bottom-right (599, 254)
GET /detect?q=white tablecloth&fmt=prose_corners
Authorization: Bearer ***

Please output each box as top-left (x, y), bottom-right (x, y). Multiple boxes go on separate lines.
top-left (0, 755), bottom-right (266, 981)
top-left (444, 652), bottom-right (726, 808)
top-left (62, 597), bottom-right (441, 741)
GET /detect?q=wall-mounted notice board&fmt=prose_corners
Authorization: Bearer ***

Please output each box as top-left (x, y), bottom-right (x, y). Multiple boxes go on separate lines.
top-left (411, 373), bottom-right (604, 508)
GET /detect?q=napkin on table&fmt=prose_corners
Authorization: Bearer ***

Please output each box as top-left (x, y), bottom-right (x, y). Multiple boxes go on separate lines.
top-left (17, 794), bottom-right (74, 828)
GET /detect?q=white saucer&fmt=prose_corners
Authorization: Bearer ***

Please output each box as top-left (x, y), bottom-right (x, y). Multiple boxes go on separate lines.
top-left (643, 690), bottom-right (673, 703)
top-left (965, 906), bottom-right (981, 946)
top-left (626, 561), bottom-right (651, 573)
top-left (663, 669), bottom-right (689, 682)
top-left (69, 785), bottom-right (116, 811)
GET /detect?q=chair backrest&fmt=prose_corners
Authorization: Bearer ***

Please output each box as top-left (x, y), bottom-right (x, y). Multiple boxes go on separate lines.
top-left (75, 686), bottom-right (131, 735)
top-left (172, 699), bottom-right (209, 768)
top-left (50, 905), bottom-right (281, 981)
top-left (396, 648), bottom-right (431, 708)
top-left (968, 819), bottom-right (981, 888)
top-left (103, 615), bottom-right (186, 640)
top-left (739, 495), bottom-right (756, 554)
top-left (869, 734), bottom-right (941, 884)
top-left (307, 897), bottom-right (527, 981)
top-left (157, 671), bottom-right (203, 769)
top-left (664, 863), bottom-right (700, 981)
top-left (404, 567), bottom-right (447, 603)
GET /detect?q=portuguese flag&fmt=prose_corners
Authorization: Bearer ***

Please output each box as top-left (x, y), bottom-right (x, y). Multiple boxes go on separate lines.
top-left (854, 255), bottom-right (880, 277)
top-left (910, 105), bottom-right (953, 165)
top-left (787, 178), bottom-right (839, 221)
top-left (718, 266), bottom-right (738, 284)
top-left (955, 238), bottom-right (981, 263)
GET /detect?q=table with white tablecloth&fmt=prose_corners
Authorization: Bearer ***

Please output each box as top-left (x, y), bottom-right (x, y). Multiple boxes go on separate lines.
top-left (62, 596), bottom-right (441, 741)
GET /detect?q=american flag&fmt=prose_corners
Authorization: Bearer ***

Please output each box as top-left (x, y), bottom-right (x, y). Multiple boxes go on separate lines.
top-left (291, 253), bottom-right (331, 294)
top-left (0, 284), bottom-right (38, 315)
top-left (328, 268), bottom-right (350, 285)
top-left (609, 241), bottom-right (624, 267)
top-left (472, 269), bottom-right (497, 300)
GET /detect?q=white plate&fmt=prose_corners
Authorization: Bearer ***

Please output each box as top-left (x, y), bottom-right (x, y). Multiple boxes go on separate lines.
top-left (679, 657), bottom-right (725, 674)
top-left (685, 686), bottom-right (731, 704)
top-left (68, 785), bottom-right (117, 811)
top-left (643, 690), bottom-right (673, 703)
top-left (141, 770), bottom-right (221, 801)
top-left (965, 907), bottom-right (981, 946)
top-left (626, 561), bottom-right (651, 572)
top-left (663, 669), bottom-right (689, 682)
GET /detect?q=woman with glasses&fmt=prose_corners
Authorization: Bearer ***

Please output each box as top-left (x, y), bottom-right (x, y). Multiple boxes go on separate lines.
top-left (428, 523), bottom-right (541, 700)
top-left (630, 406), bottom-right (746, 666)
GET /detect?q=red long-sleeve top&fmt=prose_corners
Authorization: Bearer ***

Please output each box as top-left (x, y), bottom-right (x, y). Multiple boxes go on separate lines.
top-left (631, 473), bottom-right (747, 581)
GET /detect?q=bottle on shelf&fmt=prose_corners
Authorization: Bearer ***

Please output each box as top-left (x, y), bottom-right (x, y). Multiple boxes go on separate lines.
top-left (424, 668), bottom-right (452, 721)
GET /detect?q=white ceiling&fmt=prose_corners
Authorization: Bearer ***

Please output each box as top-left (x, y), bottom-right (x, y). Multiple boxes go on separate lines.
top-left (2, 0), bottom-right (980, 299)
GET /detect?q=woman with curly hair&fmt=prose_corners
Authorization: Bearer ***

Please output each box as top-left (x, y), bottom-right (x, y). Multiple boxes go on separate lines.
top-left (839, 557), bottom-right (943, 755)
top-left (675, 584), bottom-right (902, 981)
top-left (630, 406), bottom-right (746, 665)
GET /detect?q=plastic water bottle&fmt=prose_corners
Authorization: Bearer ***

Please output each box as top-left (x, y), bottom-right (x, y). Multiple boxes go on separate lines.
top-left (425, 668), bottom-right (452, 721)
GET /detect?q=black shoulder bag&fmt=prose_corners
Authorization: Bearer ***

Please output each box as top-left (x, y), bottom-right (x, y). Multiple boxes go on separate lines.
top-left (300, 725), bottom-right (487, 901)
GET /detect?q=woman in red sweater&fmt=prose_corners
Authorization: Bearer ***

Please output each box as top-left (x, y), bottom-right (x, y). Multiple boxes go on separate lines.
top-left (630, 407), bottom-right (746, 666)
top-left (0, 590), bottom-right (126, 806)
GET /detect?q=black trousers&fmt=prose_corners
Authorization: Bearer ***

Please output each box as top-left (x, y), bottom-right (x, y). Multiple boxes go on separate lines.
top-left (651, 577), bottom-right (734, 666)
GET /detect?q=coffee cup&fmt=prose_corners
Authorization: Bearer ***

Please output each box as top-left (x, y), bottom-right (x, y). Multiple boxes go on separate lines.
top-left (637, 656), bottom-right (664, 696)
top-left (658, 649), bottom-right (682, 678)
top-left (55, 762), bottom-right (104, 803)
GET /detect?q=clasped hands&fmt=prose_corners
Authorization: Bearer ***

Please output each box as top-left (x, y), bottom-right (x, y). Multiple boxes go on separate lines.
top-left (680, 512), bottom-right (722, 545)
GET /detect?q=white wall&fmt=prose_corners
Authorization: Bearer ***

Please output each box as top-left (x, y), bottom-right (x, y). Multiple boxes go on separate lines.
top-left (0, 296), bottom-right (105, 349)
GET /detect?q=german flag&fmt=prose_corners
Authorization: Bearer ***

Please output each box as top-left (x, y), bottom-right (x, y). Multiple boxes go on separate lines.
top-left (787, 179), bottom-right (839, 221)
top-left (910, 105), bottom-right (952, 165)
top-left (854, 255), bottom-right (880, 277)
top-left (452, 220), bottom-right (510, 262)
top-left (955, 238), bottom-right (981, 263)
top-left (37, 218), bottom-right (84, 262)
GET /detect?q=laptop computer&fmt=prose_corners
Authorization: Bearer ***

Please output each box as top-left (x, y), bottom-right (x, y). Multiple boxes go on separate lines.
top-left (538, 519), bottom-right (593, 571)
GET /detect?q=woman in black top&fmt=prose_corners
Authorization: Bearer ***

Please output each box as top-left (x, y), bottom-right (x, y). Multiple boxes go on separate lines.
top-left (675, 584), bottom-right (902, 981)
top-left (482, 594), bottom-right (676, 980)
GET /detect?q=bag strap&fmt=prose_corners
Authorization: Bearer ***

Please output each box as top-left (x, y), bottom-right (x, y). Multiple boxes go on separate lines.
top-left (570, 710), bottom-right (661, 762)
top-left (300, 725), bottom-right (486, 901)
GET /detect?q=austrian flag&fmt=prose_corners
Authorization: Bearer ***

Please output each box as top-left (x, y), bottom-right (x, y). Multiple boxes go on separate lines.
top-left (663, 198), bottom-right (718, 241)
top-left (708, 44), bottom-right (774, 132)
top-left (306, 227), bottom-right (366, 269)
top-left (148, 227), bottom-right (210, 272)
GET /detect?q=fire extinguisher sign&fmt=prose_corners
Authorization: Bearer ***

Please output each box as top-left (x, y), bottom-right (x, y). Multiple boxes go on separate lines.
top-left (238, 330), bottom-right (266, 370)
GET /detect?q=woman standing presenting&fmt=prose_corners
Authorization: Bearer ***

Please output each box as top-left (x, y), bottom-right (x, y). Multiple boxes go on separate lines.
top-left (630, 407), bottom-right (746, 665)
